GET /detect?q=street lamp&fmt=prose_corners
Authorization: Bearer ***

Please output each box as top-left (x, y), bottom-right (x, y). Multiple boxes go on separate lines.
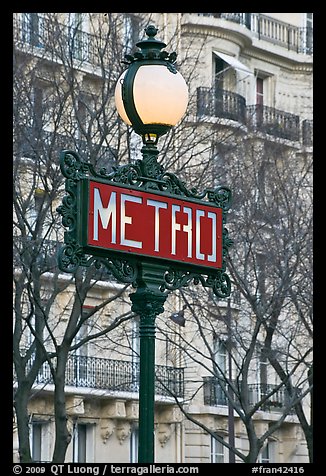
top-left (58, 22), bottom-right (232, 466)
top-left (114, 25), bottom-right (189, 463)
top-left (115, 24), bottom-right (189, 143)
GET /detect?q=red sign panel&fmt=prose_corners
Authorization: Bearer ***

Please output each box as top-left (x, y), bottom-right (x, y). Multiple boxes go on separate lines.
top-left (85, 180), bottom-right (223, 270)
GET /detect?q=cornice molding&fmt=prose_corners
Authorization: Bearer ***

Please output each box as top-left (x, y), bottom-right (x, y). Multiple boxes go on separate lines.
top-left (242, 47), bottom-right (313, 74)
top-left (181, 22), bottom-right (252, 51)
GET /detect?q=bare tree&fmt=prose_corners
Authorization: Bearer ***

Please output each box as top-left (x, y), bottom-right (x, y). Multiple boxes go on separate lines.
top-left (13, 13), bottom-right (312, 464)
top-left (13, 12), bottom-right (138, 462)
top-left (13, 12), bottom-right (225, 462)
top-left (154, 137), bottom-right (312, 463)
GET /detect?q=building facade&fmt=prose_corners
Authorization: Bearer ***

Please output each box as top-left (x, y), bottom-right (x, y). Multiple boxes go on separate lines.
top-left (13, 13), bottom-right (313, 463)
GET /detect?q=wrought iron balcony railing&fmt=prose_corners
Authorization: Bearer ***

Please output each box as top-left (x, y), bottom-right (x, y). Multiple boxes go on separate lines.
top-left (196, 88), bottom-right (305, 143)
top-left (203, 376), bottom-right (297, 413)
top-left (13, 14), bottom-right (112, 67)
top-left (21, 353), bottom-right (184, 398)
top-left (197, 87), bottom-right (247, 124)
top-left (246, 104), bottom-right (300, 141)
top-left (14, 125), bottom-right (117, 169)
top-left (13, 237), bottom-right (116, 282)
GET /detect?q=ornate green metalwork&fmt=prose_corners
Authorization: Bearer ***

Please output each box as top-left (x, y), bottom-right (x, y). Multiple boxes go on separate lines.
top-left (122, 25), bottom-right (178, 74)
top-left (119, 25), bottom-right (182, 139)
top-left (56, 150), bottom-right (139, 284)
top-left (57, 145), bottom-right (233, 297)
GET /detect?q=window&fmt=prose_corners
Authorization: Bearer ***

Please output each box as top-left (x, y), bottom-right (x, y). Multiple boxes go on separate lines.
top-left (213, 337), bottom-right (227, 376)
top-left (123, 14), bottom-right (141, 52)
top-left (259, 348), bottom-right (268, 389)
top-left (305, 14), bottom-right (313, 54)
top-left (30, 421), bottom-right (49, 462)
top-left (31, 81), bottom-right (54, 132)
top-left (22, 13), bottom-right (43, 47)
top-left (25, 188), bottom-right (49, 238)
top-left (212, 337), bottom-right (228, 405)
top-left (73, 423), bottom-right (95, 462)
top-left (256, 253), bottom-right (267, 301)
top-left (73, 423), bottom-right (86, 462)
top-left (32, 85), bottom-right (44, 130)
top-left (258, 441), bottom-right (274, 463)
top-left (31, 422), bottom-right (42, 461)
top-left (256, 77), bottom-right (264, 106)
top-left (68, 13), bottom-right (88, 61)
top-left (73, 307), bottom-right (91, 385)
top-left (77, 94), bottom-right (93, 139)
top-left (215, 57), bottom-right (225, 89)
top-left (130, 425), bottom-right (139, 463)
top-left (211, 435), bottom-right (225, 463)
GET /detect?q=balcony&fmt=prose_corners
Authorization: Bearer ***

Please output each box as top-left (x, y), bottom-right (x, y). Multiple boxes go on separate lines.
top-left (197, 88), bottom-right (302, 142)
top-left (246, 105), bottom-right (300, 141)
top-left (13, 14), bottom-right (111, 67)
top-left (203, 376), bottom-right (297, 413)
top-left (14, 125), bottom-right (117, 170)
top-left (197, 87), bottom-right (246, 124)
top-left (193, 13), bottom-right (313, 55)
top-left (22, 354), bottom-right (184, 399)
top-left (13, 237), bottom-right (118, 283)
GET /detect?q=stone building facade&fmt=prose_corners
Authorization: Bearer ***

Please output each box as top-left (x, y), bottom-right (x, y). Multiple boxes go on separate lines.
top-left (13, 13), bottom-right (313, 463)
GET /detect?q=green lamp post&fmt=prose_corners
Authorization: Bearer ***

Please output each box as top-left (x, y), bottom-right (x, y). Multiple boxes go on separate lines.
top-left (114, 25), bottom-right (189, 463)
top-left (57, 23), bottom-right (232, 465)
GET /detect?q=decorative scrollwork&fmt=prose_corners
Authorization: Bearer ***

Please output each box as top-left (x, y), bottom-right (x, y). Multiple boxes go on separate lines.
top-left (122, 25), bottom-right (178, 75)
top-left (223, 227), bottom-right (234, 260)
top-left (206, 272), bottom-right (231, 299)
top-left (161, 267), bottom-right (231, 299)
top-left (107, 163), bottom-right (141, 186)
top-left (207, 186), bottom-right (232, 212)
top-left (58, 238), bottom-right (93, 273)
top-left (56, 193), bottom-right (76, 232)
top-left (59, 150), bottom-right (89, 181)
top-left (57, 148), bottom-right (232, 299)
top-left (96, 258), bottom-right (138, 285)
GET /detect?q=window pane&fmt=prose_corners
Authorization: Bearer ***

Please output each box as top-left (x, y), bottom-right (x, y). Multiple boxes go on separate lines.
top-left (78, 424), bottom-right (87, 462)
top-left (32, 423), bottom-right (42, 462)
top-left (211, 435), bottom-right (224, 463)
top-left (130, 426), bottom-right (139, 463)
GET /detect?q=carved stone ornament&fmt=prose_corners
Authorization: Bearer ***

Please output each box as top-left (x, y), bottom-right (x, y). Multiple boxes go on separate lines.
top-left (157, 423), bottom-right (173, 447)
top-left (116, 421), bottom-right (131, 445)
top-left (100, 419), bottom-right (116, 444)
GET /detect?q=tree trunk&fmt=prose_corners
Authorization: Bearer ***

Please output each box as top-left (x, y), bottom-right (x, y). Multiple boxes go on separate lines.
top-left (52, 352), bottom-right (72, 463)
top-left (307, 366), bottom-right (313, 462)
top-left (244, 422), bottom-right (262, 463)
top-left (14, 383), bottom-right (32, 463)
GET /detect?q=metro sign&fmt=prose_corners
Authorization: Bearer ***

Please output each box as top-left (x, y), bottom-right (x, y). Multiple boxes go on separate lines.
top-left (81, 180), bottom-right (223, 271)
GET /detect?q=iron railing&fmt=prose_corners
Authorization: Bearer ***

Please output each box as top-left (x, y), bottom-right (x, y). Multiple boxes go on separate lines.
top-left (13, 237), bottom-right (115, 282)
top-left (22, 354), bottom-right (184, 398)
top-left (194, 13), bottom-right (313, 55)
top-left (197, 88), bottom-right (304, 143)
top-left (14, 125), bottom-right (117, 170)
top-left (13, 14), bottom-right (112, 67)
top-left (197, 87), bottom-right (247, 124)
top-left (246, 105), bottom-right (300, 141)
top-left (203, 376), bottom-right (297, 413)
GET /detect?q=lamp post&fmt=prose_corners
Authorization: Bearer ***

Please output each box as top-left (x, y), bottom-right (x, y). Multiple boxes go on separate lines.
top-left (57, 23), bottom-right (232, 465)
top-left (114, 25), bottom-right (189, 463)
